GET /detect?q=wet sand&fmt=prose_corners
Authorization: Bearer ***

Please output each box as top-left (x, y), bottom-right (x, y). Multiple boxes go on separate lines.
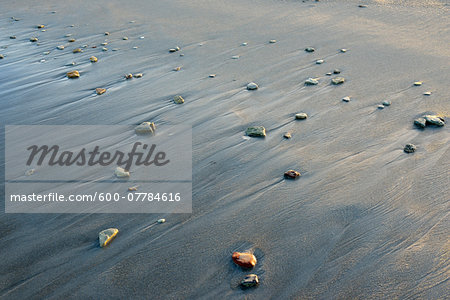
top-left (0, 0), bottom-right (449, 298)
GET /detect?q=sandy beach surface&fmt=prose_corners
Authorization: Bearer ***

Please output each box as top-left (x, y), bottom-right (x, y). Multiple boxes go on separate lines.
top-left (0, 0), bottom-right (449, 298)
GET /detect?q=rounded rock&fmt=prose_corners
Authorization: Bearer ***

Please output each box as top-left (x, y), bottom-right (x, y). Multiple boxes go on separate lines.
top-left (56, 45), bottom-right (64, 50)
top-left (247, 82), bottom-right (259, 90)
top-left (342, 96), bottom-right (350, 102)
top-left (66, 70), bottom-right (80, 78)
top-left (30, 37), bottom-right (38, 42)
top-left (295, 113), bottom-right (308, 120)
top-left (404, 143), bottom-right (416, 153)
top-left (90, 56), bottom-right (98, 62)
top-left (115, 167), bottom-right (130, 178)
top-left (173, 95), bottom-right (184, 104)
top-left (382, 101), bottom-right (391, 106)
top-left (232, 252), bottom-right (257, 268)
top-left (135, 122), bottom-right (156, 134)
top-left (331, 77), bottom-right (345, 85)
top-left (241, 274), bottom-right (259, 288)
top-left (305, 47), bottom-right (315, 52)
top-left (95, 88), bottom-right (106, 95)
top-left (99, 228), bottom-right (118, 247)
top-left (72, 48), bottom-right (82, 53)
top-left (283, 132), bottom-right (291, 139)
top-left (125, 73), bottom-right (133, 79)
top-left (284, 170), bottom-right (301, 179)
top-left (245, 126), bottom-right (266, 137)
top-left (316, 59), bottom-right (324, 64)
top-left (305, 78), bottom-right (319, 85)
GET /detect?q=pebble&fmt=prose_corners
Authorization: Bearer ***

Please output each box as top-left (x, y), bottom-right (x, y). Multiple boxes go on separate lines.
top-left (128, 186), bottom-right (138, 191)
top-left (56, 45), bottom-right (64, 50)
top-left (414, 117), bottom-right (427, 128)
top-left (102, 47), bottom-right (108, 51)
top-left (125, 73), bottom-right (133, 79)
top-left (123, 37), bottom-right (128, 40)
top-left (140, 36), bottom-right (145, 39)
top-left (115, 167), bottom-right (130, 178)
top-left (82, 45), bottom-right (88, 48)
top-left (99, 228), bottom-right (118, 247)
top-left (382, 101), bottom-right (391, 106)
top-left (284, 132), bottom-right (292, 139)
top-left (72, 48), bottom-right (82, 53)
top-left (316, 59), bottom-right (324, 64)
top-left (43, 51), bottom-right (50, 55)
top-left (342, 96), bottom-right (351, 102)
top-left (104, 32), bottom-right (110, 35)
top-left (135, 122), bottom-right (156, 134)
top-left (68, 38), bottom-right (76, 42)
top-left (295, 113), bottom-right (308, 120)
top-left (25, 169), bottom-right (35, 176)
top-left (65, 34), bottom-right (72, 37)
top-left (305, 47), bottom-right (315, 52)
top-left (101, 42), bottom-right (108, 46)
top-left (173, 95), bottom-right (185, 104)
top-left (90, 56), bottom-right (98, 62)
top-left (358, 4), bottom-right (368, 8)
top-left (247, 82), bottom-right (259, 90)
top-left (37, 24), bottom-right (45, 29)
top-left (30, 37), bottom-right (38, 42)
top-left (413, 81), bottom-right (423, 86)
top-left (326, 72), bottom-right (332, 76)
top-left (134, 73), bottom-right (143, 78)
top-left (269, 40), bottom-right (277, 43)
top-left (333, 69), bottom-right (341, 74)
top-left (0, 54), bottom-right (4, 59)
top-left (95, 88), bottom-right (106, 95)
top-left (241, 274), bottom-right (259, 288)
top-left (424, 115), bottom-right (445, 126)
top-left (112, 48), bottom-right (119, 51)
top-left (157, 218), bottom-right (166, 223)
top-left (331, 77), bottom-right (345, 85)
top-left (404, 143), bottom-right (416, 153)
top-left (232, 55), bottom-right (240, 59)
top-left (209, 74), bottom-right (216, 78)
top-left (169, 46), bottom-right (180, 52)
top-left (423, 91), bottom-right (432, 96)
top-left (305, 78), bottom-right (319, 85)
top-left (133, 46), bottom-right (138, 49)
top-left (245, 126), bottom-right (266, 137)
top-left (173, 66), bottom-right (182, 71)
top-left (232, 252), bottom-right (257, 268)
top-left (340, 49), bottom-right (347, 53)
top-left (377, 105), bottom-right (385, 109)
top-left (241, 42), bottom-right (248, 46)
top-left (284, 170), bottom-right (301, 179)
top-left (10, 36), bottom-right (16, 39)
top-left (66, 70), bottom-right (80, 78)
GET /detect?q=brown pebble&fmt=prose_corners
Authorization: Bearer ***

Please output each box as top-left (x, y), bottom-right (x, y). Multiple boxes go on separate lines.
top-left (73, 48), bottom-right (82, 53)
top-left (90, 56), bottom-right (98, 62)
top-left (125, 74), bottom-right (133, 79)
top-left (30, 37), bottom-right (38, 42)
top-left (232, 252), bottom-right (257, 268)
top-left (67, 70), bottom-right (80, 78)
top-left (68, 38), bottom-right (76, 42)
top-left (284, 170), bottom-right (301, 179)
top-left (95, 88), bottom-right (106, 95)
top-left (37, 24), bottom-right (45, 29)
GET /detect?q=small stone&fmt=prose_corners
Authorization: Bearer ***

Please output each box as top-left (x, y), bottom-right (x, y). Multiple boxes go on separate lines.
top-left (72, 48), bottom-right (82, 53)
top-left (70, 24), bottom-right (75, 27)
top-left (10, 36), bottom-right (16, 39)
top-left (247, 82), bottom-right (259, 90)
top-left (125, 73), bottom-right (133, 79)
top-left (316, 59), bottom-right (324, 64)
top-left (340, 49), bottom-right (347, 53)
top-left (99, 228), bottom-right (118, 247)
top-left (65, 34), bottom-right (72, 37)
top-left (30, 37), bottom-right (38, 42)
top-left (326, 72), bottom-right (332, 76)
top-left (413, 81), bottom-right (423, 86)
top-left (140, 36), bottom-right (145, 39)
top-left (284, 132), bottom-right (291, 139)
top-left (241, 42), bottom-right (248, 46)
top-left (173, 95), bottom-right (184, 104)
top-left (101, 42), bottom-right (108, 46)
top-left (342, 96), bottom-right (351, 102)
top-left (284, 170), bottom-right (301, 179)
top-left (241, 274), bottom-right (259, 288)
top-left (157, 218), bottom-right (166, 223)
top-left (41, 29), bottom-right (46, 32)
top-left (358, 4), bottom-right (367, 8)
top-left (179, 53), bottom-right (184, 56)
top-left (169, 48), bottom-right (177, 52)
top-left (135, 122), bottom-right (156, 134)
top-left (133, 46), bottom-right (138, 49)
top-left (68, 38), bottom-right (75, 42)
top-left (0, 54), bottom-right (4, 59)
top-left (43, 51), bottom-right (50, 55)
top-left (331, 77), bottom-right (345, 85)
top-left (404, 143), bottom-right (416, 153)
top-left (333, 69), bottom-right (341, 74)
top-left (245, 126), bottom-right (266, 137)
top-left (115, 167), bottom-right (130, 178)
top-left (305, 78), bottom-right (319, 85)
top-left (209, 74), bottom-right (216, 78)
top-left (414, 118), bottom-right (426, 128)
top-left (232, 252), bottom-right (257, 268)
top-left (122, 37), bottom-right (128, 40)
top-left (104, 32), bottom-right (110, 35)
top-left (377, 105), bottom-right (385, 109)
top-left (25, 169), bottom-right (35, 176)
top-left (66, 70), bottom-right (80, 78)
top-left (382, 101), bottom-right (391, 106)
top-left (134, 73), bottom-right (143, 78)
top-left (173, 66), bottom-right (181, 71)
top-left (102, 47), bottom-right (108, 51)
top-left (232, 55), bottom-right (240, 59)
top-left (423, 91), bottom-right (432, 96)
top-left (90, 56), bottom-right (98, 62)
top-left (56, 45), bottom-right (64, 50)
top-left (37, 24), bottom-right (45, 29)
top-left (305, 47), bottom-right (315, 52)
top-left (95, 88), bottom-right (106, 95)
top-left (112, 48), bottom-right (119, 51)
top-left (269, 40), bottom-right (277, 43)
top-left (295, 113), bottom-right (308, 120)
top-left (424, 115), bottom-right (445, 126)
top-left (128, 186), bottom-right (138, 191)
